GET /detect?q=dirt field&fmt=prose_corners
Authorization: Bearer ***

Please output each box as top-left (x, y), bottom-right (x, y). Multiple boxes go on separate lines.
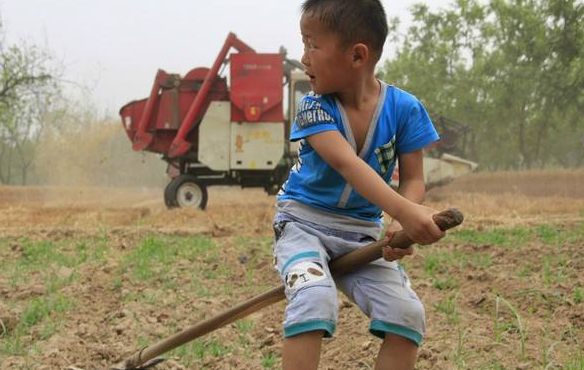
top-left (1, 170), bottom-right (583, 370)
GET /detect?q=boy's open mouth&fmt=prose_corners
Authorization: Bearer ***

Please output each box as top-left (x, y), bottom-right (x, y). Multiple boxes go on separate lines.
top-left (306, 72), bottom-right (316, 81)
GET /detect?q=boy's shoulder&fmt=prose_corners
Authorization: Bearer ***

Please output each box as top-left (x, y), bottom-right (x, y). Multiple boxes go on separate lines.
top-left (294, 92), bottom-right (338, 131)
top-left (298, 91), bottom-right (337, 111)
top-left (384, 84), bottom-right (422, 107)
top-left (382, 84), bottom-right (429, 125)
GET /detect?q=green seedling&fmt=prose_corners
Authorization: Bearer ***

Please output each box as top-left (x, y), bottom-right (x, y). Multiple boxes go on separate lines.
top-left (262, 352), bottom-right (278, 368)
top-left (433, 294), bottom-right (459, 324)
top-left (495, 295), bottom-right (526, 360)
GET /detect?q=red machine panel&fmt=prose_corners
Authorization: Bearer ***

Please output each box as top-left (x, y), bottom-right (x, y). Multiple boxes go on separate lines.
top-left (119, 67), bottom-right (229, 155)
top-left (230, 53), bottom-right (283, 123)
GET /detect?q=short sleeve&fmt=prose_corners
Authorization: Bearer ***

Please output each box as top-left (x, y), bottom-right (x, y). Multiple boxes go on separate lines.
top-left (395, 98), bottom-right (440, 154)
top-left (290, 95), bottom-right (339, 142)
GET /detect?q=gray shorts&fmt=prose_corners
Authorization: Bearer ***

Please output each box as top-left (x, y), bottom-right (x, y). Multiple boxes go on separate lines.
top-left (273, 213), bottom-right (426, 346)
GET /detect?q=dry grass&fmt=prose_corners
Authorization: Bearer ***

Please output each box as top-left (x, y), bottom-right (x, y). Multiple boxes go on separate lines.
top-left (424, 169), bottom-right (584, 227)
top-left (430, 168), bottom-right (584, 198)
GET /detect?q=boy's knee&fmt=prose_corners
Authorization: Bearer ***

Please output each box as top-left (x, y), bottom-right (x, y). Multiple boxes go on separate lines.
top-left (283, 260), bottom-right (338, 338)
top-left (284, 260), bottom-right (329, 292)
top-left (284, 286), bottom-right (338, 337)
top-left (370, 299), bottom-right (426, 345)
top-left (402, 299), bottom-right (426, 333)
top-left (284, 260), bottom-right (337, 312)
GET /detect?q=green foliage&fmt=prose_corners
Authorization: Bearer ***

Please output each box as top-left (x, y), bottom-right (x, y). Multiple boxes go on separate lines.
top-left (573, 287), bottom-right (583, 304)
top-left (445, 223), bottom-right (584, 246)
top-left (453, 328), bottom-right (471, 370)
top-left (122, 236), bottom-right (216, 282)
top-left (565, 351), bottom-right (584, 370)
top-left (20, 295), bottom-right (73, 329)
top-left (433, 276), bottom-right (458, 290)
top-left (170, 338), bottom-right (231, 366)
top-left (541, 254), bottom-right (567, 286)
top-left (423, 252), bottom-right (450, 277)
top-left (2, 331), bottom-right (25, 355)
top-left (380, 0), bottom-right (584, 169)
top-left (261, 352), bottom-right (278, 368)
top-left (433, 294), bottom-right (460, 324)
top-left (2, 294), bottom-right (74, 355)
top-left (495, 295), bottom-right (526, 359)
top-left (235, 319), bottom-right (254, 334)
top-left (0, 238), bottom-right (88, 287)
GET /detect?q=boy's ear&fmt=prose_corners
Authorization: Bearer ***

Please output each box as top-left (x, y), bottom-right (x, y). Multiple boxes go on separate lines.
top-left (351, 43), bottom-right (370, 66)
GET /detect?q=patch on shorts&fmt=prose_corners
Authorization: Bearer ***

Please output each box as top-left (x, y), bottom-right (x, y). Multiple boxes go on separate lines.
top-left (285, 261), bottom-right (326, 291)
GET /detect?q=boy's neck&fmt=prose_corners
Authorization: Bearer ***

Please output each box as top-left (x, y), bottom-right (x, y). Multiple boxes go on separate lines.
top-left (334, 74), bottom-right (380, 110)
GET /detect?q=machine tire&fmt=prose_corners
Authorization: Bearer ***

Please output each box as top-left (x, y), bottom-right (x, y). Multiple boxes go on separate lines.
top-left (164, 179), bottom-right (179, 208)
top-left (164, 175), bottom-right (208, 210)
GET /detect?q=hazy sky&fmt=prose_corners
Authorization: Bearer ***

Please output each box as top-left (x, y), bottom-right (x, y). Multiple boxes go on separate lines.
top-left (1, 0), bottom-right (454, 115)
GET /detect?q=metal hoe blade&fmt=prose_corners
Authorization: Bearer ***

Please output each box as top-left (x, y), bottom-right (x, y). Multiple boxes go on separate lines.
top-left (111, 357), bottom-right (165, 370)
top-left (67, 357), bottom-right (164, 370)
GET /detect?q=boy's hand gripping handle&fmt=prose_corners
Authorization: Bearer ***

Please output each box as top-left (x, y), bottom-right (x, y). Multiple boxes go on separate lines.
top-left (329, 208), bottom-right (463, 277)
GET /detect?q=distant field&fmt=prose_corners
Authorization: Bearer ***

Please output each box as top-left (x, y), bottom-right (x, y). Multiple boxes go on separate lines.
top-left (1, 169), bottom-right (583, 369)
top-left (431, 169), bottom-right (584, 198)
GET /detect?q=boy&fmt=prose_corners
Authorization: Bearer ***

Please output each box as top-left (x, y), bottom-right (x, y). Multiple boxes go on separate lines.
top-left (273, 0), bottom-right (445, 369)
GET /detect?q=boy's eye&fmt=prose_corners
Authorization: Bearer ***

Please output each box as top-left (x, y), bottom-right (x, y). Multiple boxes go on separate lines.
top-left (302, 37), bottom-right (316, 50)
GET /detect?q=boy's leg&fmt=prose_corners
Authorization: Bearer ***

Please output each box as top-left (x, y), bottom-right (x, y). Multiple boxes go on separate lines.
top-left (273, 220), bottom-right (339, 370)
top-left (283, 330), bottom-right (325, 370)
top-left (336, 261), bottom-right (425, 370)
top-left (374, 333), bottom-right (418, 370)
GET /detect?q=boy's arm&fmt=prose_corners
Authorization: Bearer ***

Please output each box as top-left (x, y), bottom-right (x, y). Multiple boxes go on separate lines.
top-left (394, 149), bottom-right (425, 202)
top-left (382, 149), bottom-right (425, 260)
top-left (307, 130), bottom-right (444, 245)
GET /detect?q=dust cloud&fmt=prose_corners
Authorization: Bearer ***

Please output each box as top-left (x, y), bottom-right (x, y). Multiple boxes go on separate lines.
top-left (33, 120), bottom-right (168, 189)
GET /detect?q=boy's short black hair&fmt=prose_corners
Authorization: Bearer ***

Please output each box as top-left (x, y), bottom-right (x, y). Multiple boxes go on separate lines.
top-left (301, 0), bottom-right (388, 60)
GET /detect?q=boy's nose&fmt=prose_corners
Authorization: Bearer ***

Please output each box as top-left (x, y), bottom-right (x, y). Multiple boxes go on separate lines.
top-left (301, 52), bottom-right (310, 67)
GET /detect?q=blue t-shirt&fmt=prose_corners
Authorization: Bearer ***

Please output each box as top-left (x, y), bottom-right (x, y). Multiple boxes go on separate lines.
top-left (277, 82), bottom-right (439, 222)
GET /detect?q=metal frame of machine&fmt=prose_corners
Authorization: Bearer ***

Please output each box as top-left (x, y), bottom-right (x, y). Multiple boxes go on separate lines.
top-left (120, 33), bottom-right (311, 208)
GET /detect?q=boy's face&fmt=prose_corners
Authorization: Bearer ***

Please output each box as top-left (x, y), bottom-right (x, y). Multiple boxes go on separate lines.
top-left (300, 13), bottom-right (353, 95)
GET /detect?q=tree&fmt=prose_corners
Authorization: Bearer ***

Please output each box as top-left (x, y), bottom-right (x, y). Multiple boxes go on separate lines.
top-left (381, 0), bottom-right (584, 169)
top-left (0, 19), bottom-right (61, 184)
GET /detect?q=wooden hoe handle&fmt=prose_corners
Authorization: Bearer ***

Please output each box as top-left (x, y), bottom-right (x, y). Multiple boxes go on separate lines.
top-left (113, 208), bottom-right (463, 370)
top-left (329, 207), bottom-right (463, 276)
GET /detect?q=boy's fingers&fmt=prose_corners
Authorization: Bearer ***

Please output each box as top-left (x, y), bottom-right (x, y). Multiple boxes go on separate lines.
top-left (392, 246), bottom-right (414, 257)
top-left (382, 248), bottom-right (398, 261)
top-left (397, 246), bottom-right (414, 255)
top-left (382, 246), bottom-right (414, 261)
top-left (424, 219), bottom-right (442, 235)
top-left (415, 230), bottom-right (435, 245)
top-left (420, 221), bottom-right (445, 244)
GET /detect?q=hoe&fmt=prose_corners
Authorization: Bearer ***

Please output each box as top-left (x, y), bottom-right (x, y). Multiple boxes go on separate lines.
top-left (68, 208), bottom-right (463, 370)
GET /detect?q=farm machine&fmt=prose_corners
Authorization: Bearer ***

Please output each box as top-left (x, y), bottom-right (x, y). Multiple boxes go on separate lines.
top-left (120, 33), bottom-right (476, 209)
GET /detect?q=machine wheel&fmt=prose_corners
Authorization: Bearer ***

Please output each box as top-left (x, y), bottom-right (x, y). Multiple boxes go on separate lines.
top-left (164, 180), bottom-right (178, 208)
top-left (164, 175), bottom-right (208, 209)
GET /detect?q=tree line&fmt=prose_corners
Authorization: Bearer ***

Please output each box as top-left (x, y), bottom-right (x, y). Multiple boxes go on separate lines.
top-left (380, 0), bottom-right (584, 169)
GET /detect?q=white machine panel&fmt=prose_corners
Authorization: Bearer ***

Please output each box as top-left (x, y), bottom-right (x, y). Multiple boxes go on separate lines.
top-left (198, 101), bottom-right (231, 171)
top-left (230, 122), bottom-right (284, 170)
